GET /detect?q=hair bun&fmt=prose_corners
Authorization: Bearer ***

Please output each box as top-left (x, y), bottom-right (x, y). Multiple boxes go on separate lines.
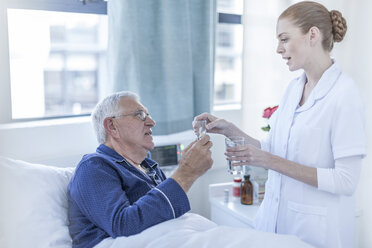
top-left (330, 10), bottom-right (347, 42)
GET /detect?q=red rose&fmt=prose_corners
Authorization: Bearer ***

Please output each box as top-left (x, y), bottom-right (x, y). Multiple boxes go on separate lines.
top-left (262, 105), bottom-right (278, 119)
top-left (262, 107), bottom-right (272, 118)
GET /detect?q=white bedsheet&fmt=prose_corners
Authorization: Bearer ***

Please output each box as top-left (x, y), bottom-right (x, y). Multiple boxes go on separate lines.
top-left (95, 213), bottom-right (313, 248)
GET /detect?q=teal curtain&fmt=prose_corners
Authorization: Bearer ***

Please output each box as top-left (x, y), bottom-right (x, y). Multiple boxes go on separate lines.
top-left (108, 0), bottom-right (216, 135)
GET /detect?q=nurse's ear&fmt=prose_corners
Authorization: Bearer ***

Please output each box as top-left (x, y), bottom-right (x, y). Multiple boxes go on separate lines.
top-left (308, 26), bottom-right (321, 47)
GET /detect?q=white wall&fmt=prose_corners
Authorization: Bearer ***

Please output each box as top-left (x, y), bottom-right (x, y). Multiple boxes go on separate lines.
top-left (339, 2), bottom-right (372, 247)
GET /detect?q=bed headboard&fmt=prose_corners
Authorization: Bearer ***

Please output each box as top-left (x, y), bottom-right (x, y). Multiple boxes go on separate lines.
top-left (0, 117), bottom-right (97, 167)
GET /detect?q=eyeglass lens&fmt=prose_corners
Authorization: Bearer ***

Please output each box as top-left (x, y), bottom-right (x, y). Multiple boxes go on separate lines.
top-left (137, 110), bottom-right (150, 121)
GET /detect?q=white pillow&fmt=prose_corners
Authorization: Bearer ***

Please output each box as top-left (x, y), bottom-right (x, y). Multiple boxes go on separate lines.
top-left (0, 156), bottom-right (74, 248)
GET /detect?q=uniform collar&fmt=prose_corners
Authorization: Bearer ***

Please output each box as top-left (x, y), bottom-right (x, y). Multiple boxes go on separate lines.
top-left (296, 60), bottom-right (342, 112)
top-left (311, 60), bottom-right (342, 101)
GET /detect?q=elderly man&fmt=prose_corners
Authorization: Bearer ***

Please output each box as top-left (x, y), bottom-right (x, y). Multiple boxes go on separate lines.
top-left (67, 91), bottom-right (213, 248)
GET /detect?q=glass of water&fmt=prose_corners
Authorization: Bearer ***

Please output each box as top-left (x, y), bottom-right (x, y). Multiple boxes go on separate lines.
top-left (194, 120), bottom-right (207, 140)
top-left (225, 136), bottom-right (246, 175)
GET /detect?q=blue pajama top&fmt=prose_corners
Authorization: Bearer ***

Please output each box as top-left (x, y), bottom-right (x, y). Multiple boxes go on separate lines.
top-left (67, 144), bottom-right (190, 248)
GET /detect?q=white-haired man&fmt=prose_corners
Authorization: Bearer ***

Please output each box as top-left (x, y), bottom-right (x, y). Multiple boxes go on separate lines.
top-left (67, 91), bottom-right (213, 248)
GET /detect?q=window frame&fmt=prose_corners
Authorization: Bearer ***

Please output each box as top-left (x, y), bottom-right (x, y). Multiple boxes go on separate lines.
top-left (218, 12), bottom-right (242, 25)
top-left (0, 0), bottom-right (107, 124)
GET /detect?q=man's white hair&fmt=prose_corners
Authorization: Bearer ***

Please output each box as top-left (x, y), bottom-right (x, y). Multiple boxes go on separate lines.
top-left (91, 91), bottom-right (140, 144)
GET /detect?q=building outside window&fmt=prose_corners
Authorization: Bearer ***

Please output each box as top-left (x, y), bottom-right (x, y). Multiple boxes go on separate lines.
top-left (7, 8), bottom-right (107, 119)
top-left (214, 0), bottom-right (243, 106)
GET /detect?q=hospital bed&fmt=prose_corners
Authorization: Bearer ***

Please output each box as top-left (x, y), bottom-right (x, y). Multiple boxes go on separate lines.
top-left (0, 156), bottom-right (313, 248)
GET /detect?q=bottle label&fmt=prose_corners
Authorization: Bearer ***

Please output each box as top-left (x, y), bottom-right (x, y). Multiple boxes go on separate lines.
top-left (233, 187), bottom-right (240, 197)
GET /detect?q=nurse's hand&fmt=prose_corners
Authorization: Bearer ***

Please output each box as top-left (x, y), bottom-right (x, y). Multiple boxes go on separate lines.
top-left (193, 112), bottom-right (236, 137)
top-left (225, 143), bottom-right (272, 169)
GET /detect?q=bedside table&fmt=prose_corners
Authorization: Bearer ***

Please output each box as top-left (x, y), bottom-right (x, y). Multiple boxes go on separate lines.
top-left (209, 182), bottom-right (260, 229)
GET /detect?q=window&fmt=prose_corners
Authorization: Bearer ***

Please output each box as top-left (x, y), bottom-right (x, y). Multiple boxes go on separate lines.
top-left (214, 0), bottom-right (243, 106)
top-left (2, 0), bottom-right (107, 121)
top-left (1, 0), bottom-right (242, 122)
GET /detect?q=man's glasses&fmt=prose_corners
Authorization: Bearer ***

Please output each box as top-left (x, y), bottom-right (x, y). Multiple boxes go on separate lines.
top-left (112, 110), bottom-right (151, 121)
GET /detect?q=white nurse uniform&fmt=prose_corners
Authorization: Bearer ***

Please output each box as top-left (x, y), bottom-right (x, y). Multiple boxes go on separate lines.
top-left (254, 61), bottom-right (366, 248)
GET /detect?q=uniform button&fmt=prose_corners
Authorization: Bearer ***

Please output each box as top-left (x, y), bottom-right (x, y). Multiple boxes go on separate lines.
top-left (275, 197), bottom-right (279, 202)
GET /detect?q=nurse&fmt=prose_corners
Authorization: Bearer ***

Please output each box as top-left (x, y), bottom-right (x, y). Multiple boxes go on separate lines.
top-left (194, 1), bottom-right (366, 248)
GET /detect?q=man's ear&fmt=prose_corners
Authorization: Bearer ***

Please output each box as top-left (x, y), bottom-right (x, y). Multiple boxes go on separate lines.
top-left (103, 117), bottom-right (118, 138)
top-left (308, 26), bottom-right (320, 47)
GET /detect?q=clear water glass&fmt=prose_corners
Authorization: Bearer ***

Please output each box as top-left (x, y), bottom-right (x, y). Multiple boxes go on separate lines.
top-left (225, 136), bottom-right (246, 175)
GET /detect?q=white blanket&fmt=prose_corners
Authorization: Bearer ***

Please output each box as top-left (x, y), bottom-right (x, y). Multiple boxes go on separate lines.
top-left (95, 213), bottom-right (313, 248)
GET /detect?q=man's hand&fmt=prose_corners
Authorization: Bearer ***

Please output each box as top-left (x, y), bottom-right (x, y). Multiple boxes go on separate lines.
top-left (171, 135), bottom-right (213, 192)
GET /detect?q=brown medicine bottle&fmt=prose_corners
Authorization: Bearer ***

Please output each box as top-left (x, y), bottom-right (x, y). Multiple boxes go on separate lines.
top-left (241, 174), bottom-right (253, 205)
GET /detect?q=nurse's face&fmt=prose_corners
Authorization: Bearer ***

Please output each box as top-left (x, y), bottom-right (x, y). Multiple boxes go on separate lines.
top-left (276, 18), bottom-right (311, 72)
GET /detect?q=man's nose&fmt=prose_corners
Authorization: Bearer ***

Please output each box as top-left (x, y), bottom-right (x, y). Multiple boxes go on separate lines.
top-left (146, 115), bottom-right (156, 127)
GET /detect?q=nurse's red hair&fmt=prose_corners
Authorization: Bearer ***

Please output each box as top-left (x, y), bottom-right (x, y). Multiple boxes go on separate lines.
top-left (279, 1), bottom-right (347, 51)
